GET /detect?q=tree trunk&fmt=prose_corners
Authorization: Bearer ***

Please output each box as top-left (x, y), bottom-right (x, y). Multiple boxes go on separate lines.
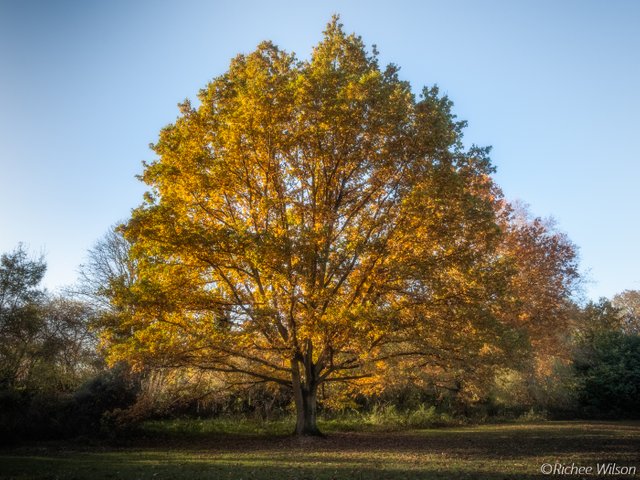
top-left (291, 358), bottom-right (322, 436)
top-left (293, 381), bottom-right (321, 436)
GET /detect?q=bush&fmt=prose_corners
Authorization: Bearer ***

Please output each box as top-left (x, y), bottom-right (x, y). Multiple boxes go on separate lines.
top-left (406, 404), bottom-right (455, 428)
top-left (352, 404), bottom-right (459, 430)
top-left (71, 363), bottom-right (141, 435)
top-left (574, 331), bottom-right (640, 418)
top-left (0, 388), bottom-right (75, 443)
top-left (0, 364), bottom-right (141, 443)
top-left (517, 408), bottom-right (548, 423)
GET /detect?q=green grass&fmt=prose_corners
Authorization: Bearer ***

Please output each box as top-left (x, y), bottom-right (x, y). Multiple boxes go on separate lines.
top-left (1, 421), bottom-right (639, 479)
top-left (142, 415), bottom-right (295, 437)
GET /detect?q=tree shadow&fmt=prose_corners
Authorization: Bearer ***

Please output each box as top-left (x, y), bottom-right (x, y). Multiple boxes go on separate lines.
top-left (123, 421), bottom-right (640, 461)
top-left (0, 452), bottom-right (558, 480)
top-left (2, 422), bottom-right (639, 480)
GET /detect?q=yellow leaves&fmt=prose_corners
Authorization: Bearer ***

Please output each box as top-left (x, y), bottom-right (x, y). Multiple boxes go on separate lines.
top-left (95, 17), bottom-right (577, 412)
top-left (479, 342), bottom-right (500, 357)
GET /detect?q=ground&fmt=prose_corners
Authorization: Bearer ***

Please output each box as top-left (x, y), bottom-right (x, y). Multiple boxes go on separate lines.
top-left (1, 421), bottom-right (639, 479)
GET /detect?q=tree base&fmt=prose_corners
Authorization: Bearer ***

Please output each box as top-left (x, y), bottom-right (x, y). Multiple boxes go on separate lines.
top-left (293, 426), bottom-right (325, 437)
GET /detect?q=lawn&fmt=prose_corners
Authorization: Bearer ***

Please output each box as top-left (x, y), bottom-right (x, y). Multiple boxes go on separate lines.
top-left (1, 421), bottom-right (639, 479)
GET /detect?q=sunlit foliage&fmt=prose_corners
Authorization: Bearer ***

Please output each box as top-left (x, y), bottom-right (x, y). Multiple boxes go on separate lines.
top-left (101, 18), bottom-right (577, 435)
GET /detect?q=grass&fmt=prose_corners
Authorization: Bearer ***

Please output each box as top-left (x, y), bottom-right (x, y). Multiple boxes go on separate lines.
top-left (1, 421), bottom-right (639, 479)
top-left (140, 405), bottom-right (459, 437)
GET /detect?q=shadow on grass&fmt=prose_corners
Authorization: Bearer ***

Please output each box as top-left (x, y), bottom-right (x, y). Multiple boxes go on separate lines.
top-left (131, 421), bottom-right (640, 460)
top-left (1, 422), bottom-right (639, 480)
top-left (0, 452), bottom-right (555, 480)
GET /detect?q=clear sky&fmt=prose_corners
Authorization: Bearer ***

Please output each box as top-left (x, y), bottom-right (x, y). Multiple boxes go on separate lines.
top-left (1, 0), bottom-right (638, 300)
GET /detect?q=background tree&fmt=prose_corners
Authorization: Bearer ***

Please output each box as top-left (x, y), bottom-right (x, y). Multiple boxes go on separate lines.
top-left (104, 18), bottom-right (527, 435)
top-left (483, 203), bottom-right (580, 412)
top-left (0, 244), bottom-right (47, 388)
top-left (78, 226), bottom-right (137, 311)
top-left (0, 245), bottom-right (100, 391)
top-left (38, 296), bottom-right (101, 391)
top-left (0, 245), bottom-right (112, 443)
top-left (499, 202), bottom-right (580, 364)
top-left (572, 299), bottom-right (640, 418)
top-left (387, 203), bottom-right (581, 414)
top-left (612, 290), bottom-right (640, 335)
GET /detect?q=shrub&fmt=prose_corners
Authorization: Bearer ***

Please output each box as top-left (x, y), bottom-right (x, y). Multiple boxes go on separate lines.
top-left (574, 331), bottom-right (640, 418)
top-left (0, 364), bottom-right (141, 443)
top-left (71, 363), bottom-right (141, 435)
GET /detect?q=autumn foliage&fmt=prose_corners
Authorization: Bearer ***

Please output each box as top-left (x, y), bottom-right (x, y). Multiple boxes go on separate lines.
top-left (98, 18), bottom-right (579, 435)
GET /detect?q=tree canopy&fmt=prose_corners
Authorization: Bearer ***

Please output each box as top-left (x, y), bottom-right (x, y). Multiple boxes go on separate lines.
top-left (101, 17), bottom-right (577, 435)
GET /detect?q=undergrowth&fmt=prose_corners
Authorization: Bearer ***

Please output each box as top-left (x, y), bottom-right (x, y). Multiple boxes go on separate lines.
top-left (142, 404), bottom-right (464, 437)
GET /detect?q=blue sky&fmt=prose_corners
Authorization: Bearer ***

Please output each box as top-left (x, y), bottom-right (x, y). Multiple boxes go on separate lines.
top-left (1, 0), bottom-right (638, 300)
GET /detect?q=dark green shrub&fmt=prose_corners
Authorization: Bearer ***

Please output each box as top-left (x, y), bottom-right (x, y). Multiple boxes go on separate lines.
top-left (71, 363), bottom-right (141, 435)
top-left (0, 364), bottom-right (140, 443)
top-left (574, 331), bottom-right (640, 418)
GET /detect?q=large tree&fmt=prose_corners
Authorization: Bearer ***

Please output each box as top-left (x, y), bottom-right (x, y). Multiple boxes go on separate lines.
top-left (105, 18), bottom-right (518, 435)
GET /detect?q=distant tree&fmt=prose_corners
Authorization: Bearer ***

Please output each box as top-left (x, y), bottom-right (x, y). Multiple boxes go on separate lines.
top-left (612, 290), bottom-right (640, 335)
top-left (499, 203), bottom-right (580, 370)
top-left (425, 205), bottom-right (581, 410)
top-left (0, 245), bottom-right (99, 391)
top-left (575, 298), bottom-right (623, 338)
top-left (102, 17), bottom-right (521, 435)
top-left (499, 209), bottom-right (580, 414)
top-left (38, 296), bottom-right (101, 391)
top-left (0, 245), bottom-right (47, 388)
top-left (78, 226), bottom-right (136, 311)
top-left (573, 299), bottom-right (640, 417)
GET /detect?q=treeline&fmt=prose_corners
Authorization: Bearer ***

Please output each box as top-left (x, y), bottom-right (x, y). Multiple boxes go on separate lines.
top-left (0, 246), bottom-right (138, 443)
top-left (1, 243), bottom-right (638, 443)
